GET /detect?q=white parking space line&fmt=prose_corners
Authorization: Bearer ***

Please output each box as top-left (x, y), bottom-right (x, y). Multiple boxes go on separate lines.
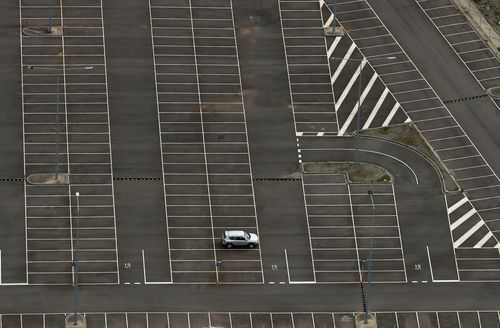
top-left (331, 43), bottom-right (356, 84)
top-left (470, 195), bottom-right (500, 203)
top-left (363, 87), bottom-right (389, 129)
top-left (148, 0), bottom-right (263, 284)
top-left (448, 197), bottom-right (468, 214)
top-left (474, 232), bottom-right (494, 248)
top-left (338, 72), bottom-right (378, 135)
top-left (327, 37), bottom-right (342, 59)
top-left (454, 221), bottom-right (484, 248)
top-left (335, 60), bottom-right (368, 111)
top-left (450, 208), bottom-right (476, 231)
top-left (18, 0), bottom-right (119, 285)
top-left (4, 311), bottom-right (500, 327)
top-left (413, 0), bottom-right (500, 104)
top-left (381, 102), bottom-right (400, 127)
top-left (456, 174), bottom-right (496, 182)
top-left (300, 170), bottom-right (405, 283)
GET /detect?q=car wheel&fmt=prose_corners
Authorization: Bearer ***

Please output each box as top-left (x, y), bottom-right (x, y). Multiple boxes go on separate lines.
top-left (248, 243), bottom-right (255, 249)
top-left (226, 243), bottom-right (233, 249)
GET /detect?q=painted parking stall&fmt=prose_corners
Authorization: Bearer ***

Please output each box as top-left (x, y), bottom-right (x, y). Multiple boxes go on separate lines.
top-left (148, 0), bottom-right (263, 284)
top-left (0, 311), bottom-right (499, 327)
top-left (414, 0), bottom-right (500, 103)
top-left (455, 248), bottom-right (500, 281)
top-left (20, 0), bottom-right (118, 284)
top-left (445, 192), bottom-right (500, 281)
top-left (278, 0), bottom-right (339, 134)
top-left (302, 173), bottom-right (406, 283)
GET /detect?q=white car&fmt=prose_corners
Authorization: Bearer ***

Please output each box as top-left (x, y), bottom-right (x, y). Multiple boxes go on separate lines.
top-left (222, 230), bottom-right (259, 249)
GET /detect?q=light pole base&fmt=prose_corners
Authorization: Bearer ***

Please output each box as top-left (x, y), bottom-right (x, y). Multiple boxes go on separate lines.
top-left (65, 314), bottom-right (86, 328)
top-left (355, 312), bottom-right (377, 328)
top-left (27, 173), bottom-right (70, 185)
top-left (22, 26), bottom-right (63, 36)
top-left (324, 26), bottom-right (345, 36)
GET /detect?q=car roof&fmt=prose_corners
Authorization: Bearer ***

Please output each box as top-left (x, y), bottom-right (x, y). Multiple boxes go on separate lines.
top-left (225, 230), bottom-right (245, 237)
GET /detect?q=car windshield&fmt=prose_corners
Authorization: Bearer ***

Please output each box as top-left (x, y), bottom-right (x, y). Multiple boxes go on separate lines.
top-left (244, 232), bottom-right (250, 240)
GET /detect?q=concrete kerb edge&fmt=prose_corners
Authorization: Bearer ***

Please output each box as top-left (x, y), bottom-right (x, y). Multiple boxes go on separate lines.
top-left (486, 86), bottom-right (500, 98)
top-left (360, 134), bottom-right (457, 194)
top-left (354, 124), bottom-right (461, 194)
top-left (393, 122), bottom-right (462, 193)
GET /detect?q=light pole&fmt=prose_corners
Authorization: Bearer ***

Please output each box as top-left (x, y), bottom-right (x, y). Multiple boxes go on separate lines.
top-left (364, 190), bottom-right (376, 324)
top-left (73, 192), bottom-right (81, 325)
top-left (22, 0), bottom-right (63, 37)
top-left (332, 0), bottom-right (337, 31)
top-left (26, 66), bottom-right (93, 184)
top-left (354, 58), bottom-right (364, 164)
top-left (330, 56), bottom-right (395, 164)
top-left (48, 0), bottom-right (53, 33)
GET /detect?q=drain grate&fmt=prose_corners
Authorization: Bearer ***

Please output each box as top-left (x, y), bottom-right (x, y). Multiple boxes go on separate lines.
top-left (113, 177), bottom-right (162, 181)
top-left (253, 178), bottom-right (301, 182)
top-left (443, 94), bottom-right (488, 104)
top-left (0, 178), bottom-right (25, 182)
top-left (1, 177), bottom-right (305, 183)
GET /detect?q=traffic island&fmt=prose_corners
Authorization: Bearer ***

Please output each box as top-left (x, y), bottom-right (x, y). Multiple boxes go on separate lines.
top-left (486, 86), bottom-right (500, 98)
top-left (65, 314), bottom-right (86, 328)
top-left (26, 173), bottom-right (70, 185)
top-left (302, 161), bottom-right (392, 184)
top-left (22, 26), bottom-right (63, 36)
top-left (355, 312), bottom-right (377, 328)
top-left (358, 123), bottom-right (460, 193)
top-left (324, 26), bottom-right (345, 36)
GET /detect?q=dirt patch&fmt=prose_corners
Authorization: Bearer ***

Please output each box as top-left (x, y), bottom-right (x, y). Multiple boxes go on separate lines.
top-left (473, 0), bottom-right (500, 33)
top-left (362, 124), bottom-right (434, 157)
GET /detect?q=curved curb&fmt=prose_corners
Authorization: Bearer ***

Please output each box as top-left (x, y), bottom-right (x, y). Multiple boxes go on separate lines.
top-left (361, 136), bottom-right (462, 194)
top-left (353, 122), bottom-right (463, 194)
top-left (22, 26), bottom-right (63, 36)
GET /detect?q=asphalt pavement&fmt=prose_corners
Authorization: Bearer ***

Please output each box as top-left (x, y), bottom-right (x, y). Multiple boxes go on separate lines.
top-left (233, 0), bottom-right (315, 283)
top-left (0, 0), bottom-right (27, 283)
top-left (103, 0), bottom-right (171, 286)
top-left (298, 136), bottom-right (458, 282)
top-left (0, 0), bottom-right (499, 322)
